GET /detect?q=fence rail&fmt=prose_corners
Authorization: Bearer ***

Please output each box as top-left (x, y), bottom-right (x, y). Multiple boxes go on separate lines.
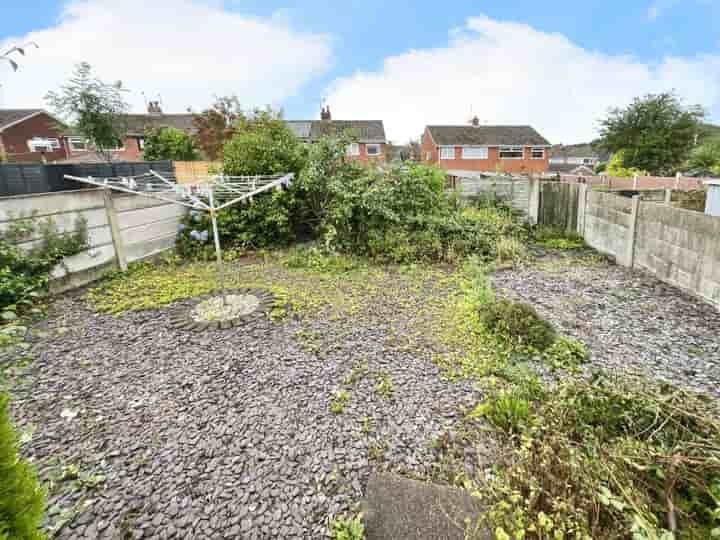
top-left (545, 173), bottom-right (709, 191)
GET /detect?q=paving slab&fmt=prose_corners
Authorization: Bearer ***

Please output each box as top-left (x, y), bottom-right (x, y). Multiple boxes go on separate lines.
top-left (363, 473), bottom-right (489, 540)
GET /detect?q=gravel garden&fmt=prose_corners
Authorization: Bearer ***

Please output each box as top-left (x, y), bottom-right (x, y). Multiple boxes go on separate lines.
top-left (2, 123), bottom-right (720, 540)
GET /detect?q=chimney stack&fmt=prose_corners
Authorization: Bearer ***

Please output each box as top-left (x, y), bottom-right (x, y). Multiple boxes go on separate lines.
top-left (320, 105), bottom-right (331, 121)
top-left (471, 115), bottom-right (480, 127)
top-left (148, 101), bottom-right (163, 115)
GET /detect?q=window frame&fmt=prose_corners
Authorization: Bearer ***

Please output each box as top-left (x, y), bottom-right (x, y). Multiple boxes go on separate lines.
top-left (531, 147), bottom-right (545, 160)
top-left (366, 143), bottom-right (381, 156)
top-left (499, 145), bottom-right (524, 159)
top-left (28, 137), bottom-right (60, 152)
top-left (439, 146), bottom-right (455, 160)
top-left (67, 136), bottom-right (88, 152)
top-left (462, 146), bottom-right (489, 160)
top-left (346, 142), bottom-right (360, 157)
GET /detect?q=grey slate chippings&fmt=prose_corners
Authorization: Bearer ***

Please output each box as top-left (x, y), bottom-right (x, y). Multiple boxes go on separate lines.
top-left (11, 292), bottom-right (477, 539)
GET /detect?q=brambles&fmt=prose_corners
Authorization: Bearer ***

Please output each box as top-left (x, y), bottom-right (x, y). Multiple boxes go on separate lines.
top-left (479, 299), bottom-right (556, 351)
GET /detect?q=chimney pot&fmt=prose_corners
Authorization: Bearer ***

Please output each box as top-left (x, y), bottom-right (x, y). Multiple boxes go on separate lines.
top-left (471, 115), bottom-right (480, 127)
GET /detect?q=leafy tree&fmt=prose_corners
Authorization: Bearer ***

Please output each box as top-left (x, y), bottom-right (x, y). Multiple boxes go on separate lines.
top-left (606, 150), bottom-right (647, 178)
top-left (687, 138), bottom-right (720, 176)
top-left (597, 92), bottom-right (704, 175)
top-left (222, 108), bottom-right (306, 176)
top-left (142, 127), bottom-right (198, 161)
top-left (192, 96), bottom-right (243, 160)
top-left (0, 393), bottom-right (46, 540)
top-left (45, 63), bottom-right (129, 162)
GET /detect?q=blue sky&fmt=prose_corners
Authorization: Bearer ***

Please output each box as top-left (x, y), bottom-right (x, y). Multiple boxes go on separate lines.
top-left (1, 0), bottom-right (719, 142)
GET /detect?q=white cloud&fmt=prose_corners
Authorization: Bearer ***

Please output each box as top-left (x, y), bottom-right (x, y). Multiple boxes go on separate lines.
top-left (325, 16), bottom-right (720, 144)
top-left (0, 0), bottom-right (332, 115)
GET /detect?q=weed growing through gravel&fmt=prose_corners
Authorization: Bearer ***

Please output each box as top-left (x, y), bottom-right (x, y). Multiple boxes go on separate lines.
top-left (343, 359), bottom-right (370, 386)
top-left (375, 372), bottom-right (395, 399)
top-left (330, 390), bottom-right (351, 414)
top-left (329, 513), bottom-right (365, 540)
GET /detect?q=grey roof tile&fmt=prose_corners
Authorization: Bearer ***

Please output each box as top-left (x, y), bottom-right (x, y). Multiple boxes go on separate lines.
top-left (426, 125), bottom-right (550, 146)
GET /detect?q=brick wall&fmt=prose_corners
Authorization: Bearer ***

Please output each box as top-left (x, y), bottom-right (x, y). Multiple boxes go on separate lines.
top-left (347, 143), bottom-right (386, 164)
top-left (420, 127), bottom-right (548, 174)
top-left (0, 112), bottom-right (68, 162)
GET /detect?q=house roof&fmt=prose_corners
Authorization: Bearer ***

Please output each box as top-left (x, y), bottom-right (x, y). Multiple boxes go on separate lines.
top-left (426, 125), bottom-right (550, 146)
top-left (0, 109), bottom-right (50, 132)
top-left (549, 162), bottom-right (596, 174)
top-left (549, 143), bottom-right (600, 159)
top-left (285, 120), bottom-right (387, 143)
top-left (123, 113), bottom-right (197, 136)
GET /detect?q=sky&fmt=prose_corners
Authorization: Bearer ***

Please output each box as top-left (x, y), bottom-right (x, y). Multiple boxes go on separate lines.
top-left (1, 0), bottom-right (719, 144)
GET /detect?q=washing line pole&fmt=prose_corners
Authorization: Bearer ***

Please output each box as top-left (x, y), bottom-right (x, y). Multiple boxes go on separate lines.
top-left (207, 188), bottom-right (227, 305)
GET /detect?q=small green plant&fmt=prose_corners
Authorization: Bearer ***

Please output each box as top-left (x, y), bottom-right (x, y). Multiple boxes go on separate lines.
top-left (495, 236), bottom-right (527, 265)
top-left (533, 226), bottom-right (585, 250)
top-left (330, 390), bottom-right (351, 414)
top-left (330, 513), bottom-right (365, 540)
top-left (469, 389), bottom-right (531, 433)
top-left (360, 416), bottom-right (373, 436)
top-left (375, 372), bottom-right (395, 399)
top-left (480, 299), bottom-right (556, 351)
top-left (544, 335), bottom-right (588, 370)
top-left (0, 393), bottom-right (47, 540)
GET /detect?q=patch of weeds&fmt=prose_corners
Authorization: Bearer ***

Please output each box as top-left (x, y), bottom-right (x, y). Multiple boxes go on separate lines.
top-left (330, 390), bottom-right (351, 414)
top-left (543, 335), bottom-right (588, 371)
top-left (468, 388), bottom-right (531, 434)
top-left (532, 225), bottom-right (585, 250)
top-left (344, 359), bottom-right (370, 386)
top-left (283, 246), bottom-right (365, 274)
top-left (479, 299), bottom-right (556, 352)
top-left (495, 236), bottom-right (527, 267)
top-left (329, 513), bottom-right (365, 540)
top-left (375, 372), bottom-right (395, 399)
top-left (359, 416), bottom-right (373, 436)
top-left (367, 440), bottom-right (387, 462)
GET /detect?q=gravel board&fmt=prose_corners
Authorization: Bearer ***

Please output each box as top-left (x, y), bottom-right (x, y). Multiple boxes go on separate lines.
top-left (11, 293), bottom-right (477, 540)
top-left (492, 256), bottom-right (720, 397)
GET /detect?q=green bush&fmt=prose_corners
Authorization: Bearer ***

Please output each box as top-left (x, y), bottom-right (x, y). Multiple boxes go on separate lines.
top-left (142, 127), bottom-right (198, 161)
top-left (0, 393), bottom-right (46, 540)
top-left (480, 299), bottom-right (556, 351)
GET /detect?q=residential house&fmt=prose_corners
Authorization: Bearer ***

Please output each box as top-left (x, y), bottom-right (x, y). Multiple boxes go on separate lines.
top-left (421, 118), bottom-right (551, 175)
top-left (62, 102), bottom-right (196, 162)
top-left (0, 109), bottom-right (69, 162)
top-left (286, 107), bottom-right (387, 164)
top-left (549, 143), bottom-right (606, 174)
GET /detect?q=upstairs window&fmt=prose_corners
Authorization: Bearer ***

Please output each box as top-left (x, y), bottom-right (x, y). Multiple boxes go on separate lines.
top-left (366, 144), bottom-right (381, 156)
top-left (499, 146), bottom-right (524, 159)
top-left (462, 146), bottom-right (488, 160)
top-left (531, 147), bottom-right (545, 159)
top-left (439, 146), bottom-right (455, 160)
top-left (346, 143), bottom-right (360, 157)
top-left (27, 137), bottom-right (60, 152)
top-left (68, 137), bottom-right (87, 151)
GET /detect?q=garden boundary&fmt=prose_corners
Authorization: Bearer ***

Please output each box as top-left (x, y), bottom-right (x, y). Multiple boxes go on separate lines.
top-left (545, 172), bottom-right (708, 191)
top-left (0, 188), bottom-right (185, 293)
top-left (454, 175), bottom-right (530, 216)
top-left (173, 160), bottom-right (221, 184)
top-left (529, 179), bottom-right (720, 308)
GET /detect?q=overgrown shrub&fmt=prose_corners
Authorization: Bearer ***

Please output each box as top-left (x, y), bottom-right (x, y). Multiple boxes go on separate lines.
top-left (0, 216), bottom-right (88, 317)
top-left (480, 299), bottom-right (557, 351)
top-left (0, 393), bottom-right (46, 540)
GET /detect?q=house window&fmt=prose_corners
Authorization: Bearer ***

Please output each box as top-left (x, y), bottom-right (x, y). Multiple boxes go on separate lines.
top-left (138, 137), bottom-right (145, 151)
top-left (27, 137), bottom-right (60, 152)
top-left (499, 146), bottom-right (524, 159)
top-left (346, 142), bottom-right (360, 157)
top-left (531, 147), bottom-right (545, 159)
top-left (68, 137), bottom-right (87, 151)
top-left (439, 146), bottom-right (455, 160)
top-left (462, 146), bottom-right (488, 160)
top-left (426, 152), bottom-right (432, 161)
top-left (366, 144), bottom-right (381, 156)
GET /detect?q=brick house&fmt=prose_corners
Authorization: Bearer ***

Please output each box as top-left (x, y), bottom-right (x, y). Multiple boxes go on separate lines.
top-left (0, 109), bottom-right (69, 162)
top-left (421, 118), bottom-right (551, 175)
top-left (62, 102), bottom-right (196, 162)
top-left (286, 107), bottom-right (387, 164)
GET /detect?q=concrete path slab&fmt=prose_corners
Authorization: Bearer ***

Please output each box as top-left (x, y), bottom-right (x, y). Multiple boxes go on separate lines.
top-left (363, 473), bottom-right (490, 540)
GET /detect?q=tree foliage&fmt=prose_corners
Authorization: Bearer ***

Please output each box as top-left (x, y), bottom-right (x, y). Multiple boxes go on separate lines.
top-left (0, 393), bottom-right (46, 540)
top-left (687, 138), bottom-right (720, 177)
top-left (191, 96), bottom-right (243, 160)
top-left (597, 93), bottom-right (704, 175)
top-left (142, 127), bottom-right (198, 161)
top-left (45, 62), bottom-right (129, 162)
top-left (606, 149), bottom-right (647, 178)
top-left (222, 108), bottom-right (306, 176)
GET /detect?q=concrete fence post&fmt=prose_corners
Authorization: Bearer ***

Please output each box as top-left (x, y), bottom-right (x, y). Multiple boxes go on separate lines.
top-left (633, 174), bottom-right (639, 189)
top-left (577, 183), bottom-right (588, 236)
top-left (675, 172), bottom-right (681, 190)
top-left (102, 187), bottom-right (128, 271)
top-left (528, 176), bottom-right (541, 225)
top-left (623, 195), bottom-right (641, 268)
top-left (664, 189), bottom-right (672, 206)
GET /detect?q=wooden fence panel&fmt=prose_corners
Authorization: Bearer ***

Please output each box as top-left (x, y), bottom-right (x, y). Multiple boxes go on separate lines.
top-left (173, 161), bottom-right (221, 184)
top-left (539, 182), bottom-right (580, 231)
